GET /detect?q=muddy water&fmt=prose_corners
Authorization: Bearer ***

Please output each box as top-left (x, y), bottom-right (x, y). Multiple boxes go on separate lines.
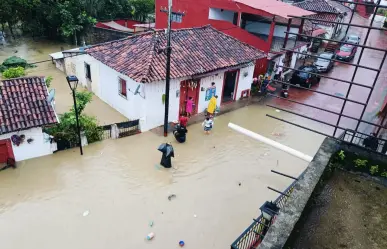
top-left (0, 103), bottom-right (326, 249)
top-left (0, 38), bottom-right (126, 124)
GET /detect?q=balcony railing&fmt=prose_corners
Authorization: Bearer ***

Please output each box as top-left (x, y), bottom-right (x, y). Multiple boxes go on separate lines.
top-left (230, 171), bottom-right (303, 249)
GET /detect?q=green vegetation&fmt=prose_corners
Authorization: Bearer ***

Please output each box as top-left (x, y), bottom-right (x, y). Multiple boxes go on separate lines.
top-left (330, 150), bottom-right (387, 178)
top-left (45, 91), bottom-right (102, 145)
top-left (0, 0), bottom-right (155, 42)
top-left (2, 67), bottom-right (25, 79)
top-left (45, 76), bottom-right (53, 88)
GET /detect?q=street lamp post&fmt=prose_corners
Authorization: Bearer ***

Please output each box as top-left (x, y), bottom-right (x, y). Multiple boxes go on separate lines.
top-left (66, 75), bottom-right (83, 155)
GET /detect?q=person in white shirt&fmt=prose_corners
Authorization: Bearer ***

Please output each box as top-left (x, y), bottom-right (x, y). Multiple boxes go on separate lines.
top-left (202, 116), bottom-right (214, 134)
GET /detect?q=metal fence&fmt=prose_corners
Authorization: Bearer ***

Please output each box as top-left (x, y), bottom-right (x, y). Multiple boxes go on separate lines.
top-left (230, 175), bottom-right (299, 249)
top-left (55, 120), bottom-right (140, 152)
top-left (339, 129), bottom-right (387, 154)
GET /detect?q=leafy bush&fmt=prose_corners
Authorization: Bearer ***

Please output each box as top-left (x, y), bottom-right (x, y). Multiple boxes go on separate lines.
top-left (46, 76), bottom-right (53, 88)
top-left (2, 56), bottom-right (28, 68)
top-left (330, 150), bottom-right (387, 178)
top-left (45, 91), bottom-right (102, 145)
top-left (2, 67), bottom-right (26, 79)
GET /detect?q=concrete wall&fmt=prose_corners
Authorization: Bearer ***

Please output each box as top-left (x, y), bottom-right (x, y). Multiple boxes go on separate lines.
top-left (0, 128), bottom-right (56, 162)
top-left (197, 72), bottom-right (225, 113)
top-left (85, 27), bottom-right (131, 45)
top-left (197, 64), bottom-right (255, 112)
top-left (64, 54), bottom-right (100, 95)
top-left (245, 22), bottom-right (298, 38)
top-left (208, 8), bottom-right (236, 23)
top-left (142, 79), bottom-right (182, 131)
top-left (98, 62), bottom-right (146, 124)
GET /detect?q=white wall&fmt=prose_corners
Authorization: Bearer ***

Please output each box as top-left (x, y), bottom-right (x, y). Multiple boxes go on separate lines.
top-left (197, 72), bottom-right (225, 113)
top-left (235, 65), bottom-right (255, 99)
top-left (196, 65), bottom-right (255, 113)
top-left (64, 54), bottom-right (100, 94)
top-left (98, 62), bottom-right (146, 123)
top-left (0, 128), bottom-right (56, 162)
top-left (209, 8), bottom-right (236, 23)
top-left (245, 22), bottom-right (298, 38)
top-left (142, 79), bottom-right (182, 131)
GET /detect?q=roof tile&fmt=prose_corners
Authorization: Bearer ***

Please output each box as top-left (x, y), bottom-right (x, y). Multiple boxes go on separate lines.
top-left (293, 0), bottom-right (342, 14)
top-left (0, 76), bottom-right (58, 135)
top-left (87, 25), bottom-right (266, 83)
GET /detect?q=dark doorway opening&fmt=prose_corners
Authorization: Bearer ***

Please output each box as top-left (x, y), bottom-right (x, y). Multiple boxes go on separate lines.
top-left (222, 70), bottom-right (238, 103)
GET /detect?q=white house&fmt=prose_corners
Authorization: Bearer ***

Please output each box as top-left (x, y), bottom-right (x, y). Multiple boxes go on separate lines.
top-left (62, 25), bottom-right (266, 132)
top-left (0, 77), bottom-right (59, 162)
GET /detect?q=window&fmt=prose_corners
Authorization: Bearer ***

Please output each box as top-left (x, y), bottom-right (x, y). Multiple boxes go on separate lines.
top-left (85, 63), bottom-right (91, 81)
top-left (119, 78), bottom-right (127, 98)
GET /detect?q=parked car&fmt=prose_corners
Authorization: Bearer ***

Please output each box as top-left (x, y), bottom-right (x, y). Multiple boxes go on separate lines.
top-left (290, 65), bottom-right (321, 89)
top-left (314, 52), bottom-right (335, 73)
top-left (335, 44), bottom-right (357, 61)
top-left (346, 34), bottom-right (360, 45)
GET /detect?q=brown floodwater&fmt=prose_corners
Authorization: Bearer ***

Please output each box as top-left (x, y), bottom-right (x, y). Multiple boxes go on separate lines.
top-left (0, 100), bottom-right (327, 249)
top-left (1, 38), bottom-right (327, 249)
top-left (0, 37), bottom-right (126, 125)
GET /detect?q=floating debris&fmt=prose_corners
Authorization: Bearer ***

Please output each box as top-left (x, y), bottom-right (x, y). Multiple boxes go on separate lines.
top-left (149, 221), bottom-right (154, 227)
top-left (275, 109), bottom-right (280, 112)
top-left (179, 240), bottom-right (185, 247)
top-left (83, 210), bottom-right (90, 217)
top-left (146, 232), bottom-right (155, 240)
top-left (168, 194), bottom-right (177, 201)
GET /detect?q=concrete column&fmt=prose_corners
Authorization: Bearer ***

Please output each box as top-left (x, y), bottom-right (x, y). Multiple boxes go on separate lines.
top-left (267, 17), bottom-right (276, 53)
top-left (237, 12), bottom-right (242, 27)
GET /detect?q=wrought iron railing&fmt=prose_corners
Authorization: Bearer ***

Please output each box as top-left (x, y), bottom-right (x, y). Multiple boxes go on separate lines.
top-left (230, 174), bottom-right (300, 249)
top-left (339, 129), bottom-right (387, 154)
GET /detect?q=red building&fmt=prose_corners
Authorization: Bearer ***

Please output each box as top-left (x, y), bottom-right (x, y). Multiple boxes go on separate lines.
top-left (155, 0), bottom-right (314, 76)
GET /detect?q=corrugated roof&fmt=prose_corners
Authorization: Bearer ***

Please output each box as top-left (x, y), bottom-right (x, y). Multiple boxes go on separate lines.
top-left (86, 25), bottom-right (266, 83)
top-left (234, 0), bottom-right (315, 19)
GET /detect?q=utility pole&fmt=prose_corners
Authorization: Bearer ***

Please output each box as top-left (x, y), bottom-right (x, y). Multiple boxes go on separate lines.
top-left (163, 0), bottom-right (172, 137)
top-left (160, 1), bottom-right (185, 137)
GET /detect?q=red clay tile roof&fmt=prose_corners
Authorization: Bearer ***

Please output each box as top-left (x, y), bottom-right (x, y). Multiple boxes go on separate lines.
top-left (0, 77), bottom-right (58, 134)
top-left (86, 25), bottom-right (266, 83)
top-left (293, 0), bottom-right (341, 14)
top-left (310, 13), bottom-right (339, 26)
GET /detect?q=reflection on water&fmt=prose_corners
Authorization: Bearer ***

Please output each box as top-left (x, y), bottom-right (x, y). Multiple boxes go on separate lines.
top-left (0, 104), bottom-right (325, 249)
top-left (0, 38), bottom-right (126, 125)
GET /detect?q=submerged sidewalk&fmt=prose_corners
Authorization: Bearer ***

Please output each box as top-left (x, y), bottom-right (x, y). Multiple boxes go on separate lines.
top-left (150, 96), bottom-right (264, 136)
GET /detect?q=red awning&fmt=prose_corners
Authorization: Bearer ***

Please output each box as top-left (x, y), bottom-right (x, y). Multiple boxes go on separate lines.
top-left (312, 28), bottom-right (327, 37)
top-left (234, 0), bottom-right (315, 19)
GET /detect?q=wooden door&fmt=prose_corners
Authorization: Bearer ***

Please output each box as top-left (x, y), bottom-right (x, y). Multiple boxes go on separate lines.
top-left (0, 139), bottom-right (13, 163)
top-left (179, 79), bottom-right (200, 115)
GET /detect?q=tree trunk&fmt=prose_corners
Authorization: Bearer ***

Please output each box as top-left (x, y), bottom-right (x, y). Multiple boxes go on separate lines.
top-left (1, 23), bottom-right (4, 34)
top-left (8, 23), bottom-right (15, 39)
top-left (74, 30), bottom-right (77, 46)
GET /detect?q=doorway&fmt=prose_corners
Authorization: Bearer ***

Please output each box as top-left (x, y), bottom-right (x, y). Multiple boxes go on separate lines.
top-left (222, 70), bottom-right (238, 103)
top-left (179, 79), bottom-right (200, 116)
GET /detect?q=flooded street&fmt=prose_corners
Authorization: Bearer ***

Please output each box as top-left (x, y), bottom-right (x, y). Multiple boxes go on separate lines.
top-left (0, 38), bottom-right (126, 125)
top-left (0, 104), bottom-right (325, 249)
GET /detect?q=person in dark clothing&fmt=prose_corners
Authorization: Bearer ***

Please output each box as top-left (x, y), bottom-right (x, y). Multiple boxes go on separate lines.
top-left (159, 143), bottom-right (174, 168)
top-left (363, 133), bottom-right (379, 151)
top-left (173, 124), bottom-right (188, 143)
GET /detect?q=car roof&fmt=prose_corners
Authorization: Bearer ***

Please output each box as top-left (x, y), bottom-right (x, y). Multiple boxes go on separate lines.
top-left (299, 65), bottom-right (316, 70)
top-left (348, 34), bottom-right (359, 39)
top-left (319, 52), bottom-right (334, 58)
top-left (342, 44), bottom-right (354, 48)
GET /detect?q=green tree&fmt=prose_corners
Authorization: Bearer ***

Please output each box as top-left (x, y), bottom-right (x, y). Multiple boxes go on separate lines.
top-left (2, 67), bottom-right (26, 79)
top-left (129, 0), bottom-right (155, 22)
top-left (46, 91), bottom-right (102, 145)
